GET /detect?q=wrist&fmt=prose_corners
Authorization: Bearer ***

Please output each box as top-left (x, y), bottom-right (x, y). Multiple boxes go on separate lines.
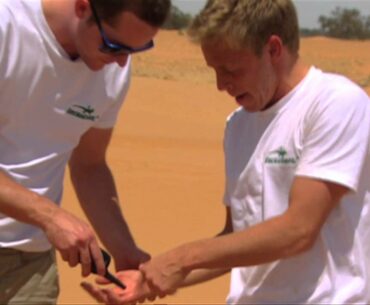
top-left (176, 243), bottom-right (199, 274)
top-left (28, 195), bottom-right (58, 231)
top-left (113, 245), bottom-right (150, 270)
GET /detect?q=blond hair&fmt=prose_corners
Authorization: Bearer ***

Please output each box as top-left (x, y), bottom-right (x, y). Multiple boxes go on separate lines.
top-left (188, 0), bottom-right (300, 55)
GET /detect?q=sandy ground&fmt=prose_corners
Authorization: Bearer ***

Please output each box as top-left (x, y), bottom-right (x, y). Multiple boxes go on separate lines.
top-left (57, 31), bottom-right (370, 304)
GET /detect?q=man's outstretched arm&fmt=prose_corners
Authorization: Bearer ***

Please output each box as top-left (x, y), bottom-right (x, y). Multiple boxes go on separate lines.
top-left (139, 177), bottom-right (348, 295)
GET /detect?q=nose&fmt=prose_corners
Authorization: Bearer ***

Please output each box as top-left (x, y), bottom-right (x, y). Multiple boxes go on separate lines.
top-left (216, 71), bottom-right (233, 92)
top-left (115, 54), bottom-right (129, 67)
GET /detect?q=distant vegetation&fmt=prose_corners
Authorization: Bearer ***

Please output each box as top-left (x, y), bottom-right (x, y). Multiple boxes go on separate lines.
top-left (319, 7), bottom-right (370, 39)
top-left (302, 7), bottom-right (370, 39)
top-left (163, 5), bottom-right (370, 40)
top-left (162, 5), bottom-right (192, 30)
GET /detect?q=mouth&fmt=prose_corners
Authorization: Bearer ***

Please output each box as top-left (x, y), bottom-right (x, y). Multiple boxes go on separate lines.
top-left (235, 93), bottom-right (247, 105)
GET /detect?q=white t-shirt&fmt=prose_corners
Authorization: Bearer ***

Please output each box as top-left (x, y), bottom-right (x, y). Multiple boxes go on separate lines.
top-left (0, 0), bottom-right (131, 251)
top-left (224, 67), bottom-right (370, 304)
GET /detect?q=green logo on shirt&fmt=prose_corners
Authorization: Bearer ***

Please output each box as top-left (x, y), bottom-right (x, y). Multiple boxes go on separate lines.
top-left (66, 105), bottom-right (99, 121)
top-left (265, 147), bottom-right (297, 164)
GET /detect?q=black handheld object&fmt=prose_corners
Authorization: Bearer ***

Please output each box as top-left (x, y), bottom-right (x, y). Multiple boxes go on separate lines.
top-left (90, 249), bottom-right (126, 290)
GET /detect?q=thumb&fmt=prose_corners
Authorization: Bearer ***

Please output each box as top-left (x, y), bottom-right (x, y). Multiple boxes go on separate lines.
top-left (95, 275), bottom-right (111, 285)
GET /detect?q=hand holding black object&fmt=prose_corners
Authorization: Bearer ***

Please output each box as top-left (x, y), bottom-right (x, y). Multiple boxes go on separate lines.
top-left (90, 249), bottom-right (126, 289)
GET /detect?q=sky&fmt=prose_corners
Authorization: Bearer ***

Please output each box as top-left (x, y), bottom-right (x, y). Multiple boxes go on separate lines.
top-left (172, 0), bottom-right (370, 29)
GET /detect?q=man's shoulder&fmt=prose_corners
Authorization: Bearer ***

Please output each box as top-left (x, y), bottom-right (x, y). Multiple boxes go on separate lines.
top-left (0, 0), bottom-right (24, 18)
top-left (0, 0), bottom-right (36, 32)
top-left (320, 70), bottom-right (368, 99)
top-left (299, 70), bottom-right (370, 136)
top-left (303, 68), bottom-right (369, 115)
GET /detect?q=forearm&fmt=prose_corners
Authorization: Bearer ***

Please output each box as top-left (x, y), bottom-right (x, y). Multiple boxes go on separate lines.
top-left (175, 213), bottom-right (313, 272)
top-left (176, 178), bottom-right (343, 272)
top-left (0, 170), bottom-right (57, 230)
top-left (180, 268), bottom-right (230, 288)
top-left (70, 163), bottom-right (137, 259)
top-left (0, 160), bottom-right (115, 277)
top-left (180, 223), bottom-right (232, 287)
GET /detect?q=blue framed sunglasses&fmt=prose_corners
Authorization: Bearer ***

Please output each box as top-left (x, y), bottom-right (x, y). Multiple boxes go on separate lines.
top-left (89, 0), bottom-right (154, 55)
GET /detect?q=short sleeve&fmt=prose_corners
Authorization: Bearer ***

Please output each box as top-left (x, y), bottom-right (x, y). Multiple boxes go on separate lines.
top-left (296, 83), bottom-right (370, 191)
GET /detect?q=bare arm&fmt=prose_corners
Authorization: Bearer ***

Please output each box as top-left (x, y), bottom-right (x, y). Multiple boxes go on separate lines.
top-left (69, 127), bottom-right (149, 270)
top-left (0, 170), bottom-right (56, 227)
top-left (140, 177), bottom-right (349, 293)
top-left (82, 177), bottom-right (348, 304)
top-left (179, 207), bottom-right (233, 287)
top-left (0, 167), bottom-right (105, 277)
top-left (81, 207), bottom-right (233, 303)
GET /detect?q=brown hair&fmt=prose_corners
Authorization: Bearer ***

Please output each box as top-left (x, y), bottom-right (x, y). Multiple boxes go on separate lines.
top-left (188, 0), bottom-right (300, 55)
top-left (90, 0), bottom-right (171, 27)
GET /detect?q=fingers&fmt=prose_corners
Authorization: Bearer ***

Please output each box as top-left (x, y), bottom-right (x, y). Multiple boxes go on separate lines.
top-left (81, 282), bottom-right (109, 304)
top-left (80, 246), bottom-right (92, 277)
top-left (46, 210), bottom-right (103, 277)
top-left (68, 249), bottom-right (80, 268)
top-left (90, 242), bottom-right (106, 276)
top-left (82, 282), bottom-right (145, 305)
top-left (60, 248), bottom-right (84, 270)
top-left (95, 275), bottom-right (111, 285)
top-left (60, 240), bottom-right (105, 278)
top-left (139, 263), bottom-right (178, 299)
top-left (60, 249), bottom-right (69, 264)
top-left (104, 289), bottom-right (124, 304)
top-left (146, 294), bottom-right (157, 302)
top-left (77, 241), bottom-right (102, 277)
top-left (139, 267), bottom-right (165, 299)
top-left (82, 270), bottom-right (159, 305)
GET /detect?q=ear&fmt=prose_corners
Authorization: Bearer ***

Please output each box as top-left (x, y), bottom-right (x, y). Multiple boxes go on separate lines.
top-left (75, 0), bottom-right (90, 19)
top-left (267, 35), bottom-right (283, 61)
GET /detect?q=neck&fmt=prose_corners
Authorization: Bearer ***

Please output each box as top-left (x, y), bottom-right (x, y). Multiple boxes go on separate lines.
top-left (273, 53), bottom-right (310, 102)
top-left (42, 0), bottom-right (78, 58)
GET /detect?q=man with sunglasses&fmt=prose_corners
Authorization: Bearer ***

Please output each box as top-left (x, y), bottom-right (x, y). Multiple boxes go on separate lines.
top-left (0, 0), bottom-right (170, 303)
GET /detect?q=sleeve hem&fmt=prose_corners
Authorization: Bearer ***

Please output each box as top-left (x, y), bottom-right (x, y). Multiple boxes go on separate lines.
top-left (295, 167), bottom-right (358, 192)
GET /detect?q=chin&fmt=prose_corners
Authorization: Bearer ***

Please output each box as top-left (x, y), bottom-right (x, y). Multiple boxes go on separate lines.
top-left (89, 65), bottom-right (104, 72)
top-left (80, 55), bottom-right (105, 71)
top-left (86, 61), bottom-right (105, 71)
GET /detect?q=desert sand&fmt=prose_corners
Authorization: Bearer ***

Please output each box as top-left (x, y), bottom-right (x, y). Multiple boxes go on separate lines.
top-left (57, 31), bottom-right (370, 304)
